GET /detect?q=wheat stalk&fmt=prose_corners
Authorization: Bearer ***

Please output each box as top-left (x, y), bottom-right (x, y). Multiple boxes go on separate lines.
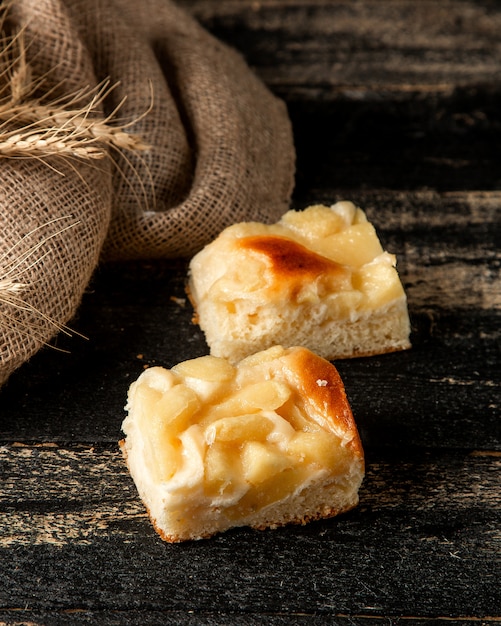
top-left (0, 78), bottom-right (151, 158)
top-left (0, 88), bottom-right (151, 159)
top-left (0, 217), bottom-right (86, 349)
top-left (0, 5), bottom-right (150, 160)
top-left (0, 4), bottom-right (36, 104)
top-left (0, 279), bottom-right (66, 347)
top-left (0, 6), bottom-right (152, 357)
top-left (0, 127), bottom-right (107, 159)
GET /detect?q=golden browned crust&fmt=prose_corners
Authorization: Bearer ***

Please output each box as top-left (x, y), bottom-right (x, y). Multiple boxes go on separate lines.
top-left (236, 235), bottom-right (351, 296)
top-left (284, 347), bottom-right (365, 462)
top-left (236, 235), bottom-right (344, 278)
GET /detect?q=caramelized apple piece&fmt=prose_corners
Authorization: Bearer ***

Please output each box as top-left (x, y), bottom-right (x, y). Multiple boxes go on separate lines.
top-left (172, 355), bottom-right (235, 382)
top-left (241, 441), bottom-right (294, 485)
top-left (206, 413), bottom-right (275, 444)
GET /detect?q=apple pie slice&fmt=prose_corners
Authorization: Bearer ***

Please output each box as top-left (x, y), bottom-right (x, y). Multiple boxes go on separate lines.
top-left (120, 345), bottom-right (364, 542)
top-left (188, 201), bottom-right (411, 363)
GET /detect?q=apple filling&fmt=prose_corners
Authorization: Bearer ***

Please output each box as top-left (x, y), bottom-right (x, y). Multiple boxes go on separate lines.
top-left (123, 347), bottom-right (358, 518)
top-left (196, 201), bottom-right (405, 316)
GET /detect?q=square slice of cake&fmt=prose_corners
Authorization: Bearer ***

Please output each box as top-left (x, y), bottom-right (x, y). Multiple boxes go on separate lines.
top-left (188, 201), bottom-right (411, 363)
top-left (120, 345), bottom-right (364, 542)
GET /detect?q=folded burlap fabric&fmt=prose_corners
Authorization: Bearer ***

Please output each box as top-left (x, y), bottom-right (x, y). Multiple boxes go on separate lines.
top-left (0, 0), bottom-right (295, 386)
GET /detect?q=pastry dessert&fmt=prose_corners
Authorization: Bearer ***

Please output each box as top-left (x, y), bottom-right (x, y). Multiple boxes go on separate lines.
top-left (120, 345), bottom-right (364, 542)
top-left (188, 201), bottom-right (411, 363)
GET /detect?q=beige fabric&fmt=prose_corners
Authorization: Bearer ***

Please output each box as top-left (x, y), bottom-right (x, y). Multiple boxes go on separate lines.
top-left (0, 0), bottom-right (295, 386)
top-left (67, 0), bottom-right (296, 260)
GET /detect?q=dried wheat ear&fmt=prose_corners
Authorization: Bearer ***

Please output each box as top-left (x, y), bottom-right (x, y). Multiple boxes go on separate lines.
top-left (0, 7), bottom-right (149, 358)
top-left (0, 8), bottom-right (150, 160)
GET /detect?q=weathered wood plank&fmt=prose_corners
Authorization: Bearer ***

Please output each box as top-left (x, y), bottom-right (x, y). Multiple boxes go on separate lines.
top-left (176, 2), bottom-right (501, 195)
top-left (0, 614), bottom-right (499, 626)
top-left (0, 445), bottom-right (499, 619)
top-left (178, 0), bottom-right (501, 98)
top-left (288, 92), bottom-right (501, 196)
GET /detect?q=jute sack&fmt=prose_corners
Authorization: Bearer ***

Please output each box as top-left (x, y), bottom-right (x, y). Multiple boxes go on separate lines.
top-left (84, 0), bottom-right (296, 260)
top-left (0, 0), bottom-right (295, 387)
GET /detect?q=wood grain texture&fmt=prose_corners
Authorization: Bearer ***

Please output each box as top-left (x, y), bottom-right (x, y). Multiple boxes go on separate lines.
top-left (180, 0), bottom-right (501, 97)
top-left (1, 445), bottom-right (499, 620)
top-left (0, 0), bottom-right (500, 623)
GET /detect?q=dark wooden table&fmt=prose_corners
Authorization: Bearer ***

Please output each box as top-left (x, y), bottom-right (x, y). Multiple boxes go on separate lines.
top-left (1, 1), bottom-right (500, 623)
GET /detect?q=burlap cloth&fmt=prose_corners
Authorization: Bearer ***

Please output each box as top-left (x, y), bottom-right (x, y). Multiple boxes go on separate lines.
top-left (0, 0), bottom-right (295, 386)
